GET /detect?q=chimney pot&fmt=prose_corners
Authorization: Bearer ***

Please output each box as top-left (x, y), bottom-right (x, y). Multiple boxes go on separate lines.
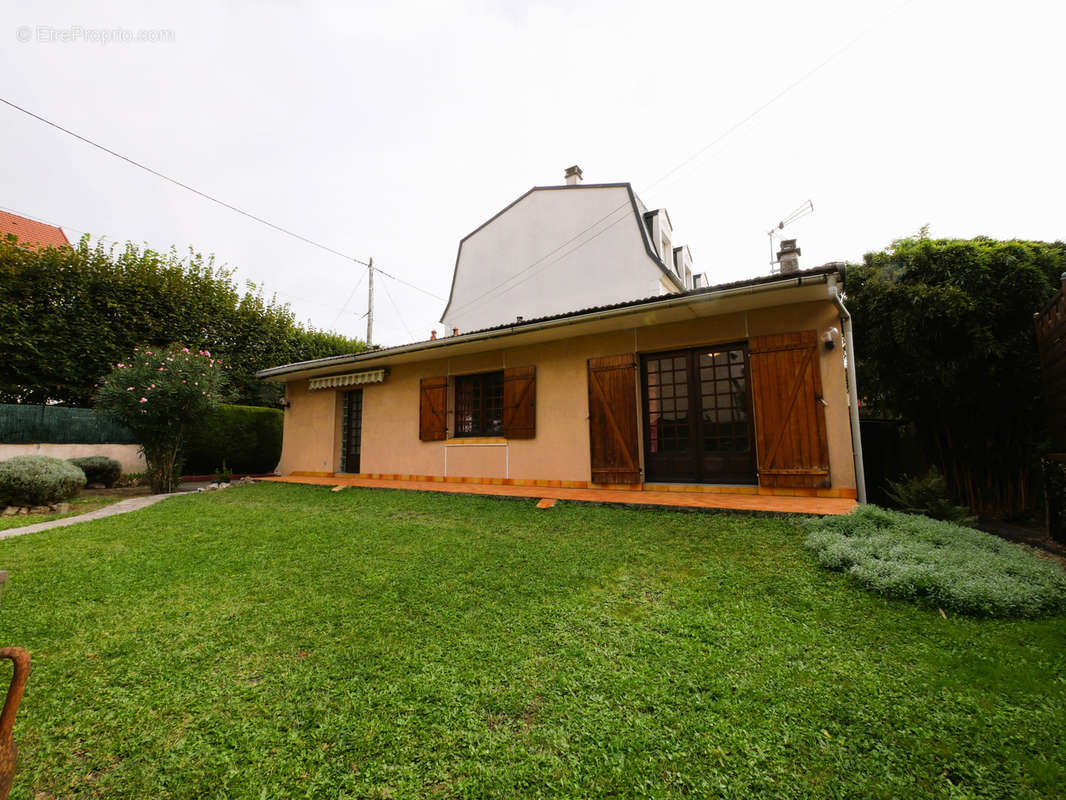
top-left (777, 239), bottom-right (801, 274)
top-left (564, 165), bottom-right (583, 185)
top-left (452, 327), bottom-right (459, 337)
top-left (430, 330), bottom-right (437, 340)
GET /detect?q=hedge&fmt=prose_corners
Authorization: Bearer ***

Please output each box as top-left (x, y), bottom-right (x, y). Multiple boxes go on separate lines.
top-left (182, 404), bottom-right (283, 475)
top-left (67, 456), bottom-right (122, 488)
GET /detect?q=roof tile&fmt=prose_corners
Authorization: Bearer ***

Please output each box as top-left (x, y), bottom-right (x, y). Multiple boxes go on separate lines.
top-left (0, 209), bottom-right (70, 249)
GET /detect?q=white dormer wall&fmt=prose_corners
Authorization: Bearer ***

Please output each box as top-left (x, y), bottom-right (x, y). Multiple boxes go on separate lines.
top-left (442, 185), bottom-right (685, 333)
top-left (646, 210), bottom-right (674, 269)
top-left (673, 245), bottom-right (693, 289)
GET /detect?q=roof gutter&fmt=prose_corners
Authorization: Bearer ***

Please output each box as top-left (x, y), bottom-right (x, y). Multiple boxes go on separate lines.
top-left (828, 281), bottom-right (867, 504)
top-left (257, 270), bottom-right (837, 381)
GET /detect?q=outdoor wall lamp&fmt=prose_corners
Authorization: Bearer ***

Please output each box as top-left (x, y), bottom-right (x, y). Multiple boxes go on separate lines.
top-left (823, 327), bottom-right (840, 350)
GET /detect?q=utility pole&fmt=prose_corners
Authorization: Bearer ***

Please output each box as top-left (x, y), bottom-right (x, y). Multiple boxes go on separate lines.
top-left (365, 256), bottom-right (374, 347)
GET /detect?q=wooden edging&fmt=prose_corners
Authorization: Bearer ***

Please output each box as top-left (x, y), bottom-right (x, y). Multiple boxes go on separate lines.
top-left (285, 471), bottom-right (857, 499)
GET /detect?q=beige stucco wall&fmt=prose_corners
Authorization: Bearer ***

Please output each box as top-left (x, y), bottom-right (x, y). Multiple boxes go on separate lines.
top-left (0, 443), bottom-right (146, 473)
top-left (275, 300), bottom-right (856, 489)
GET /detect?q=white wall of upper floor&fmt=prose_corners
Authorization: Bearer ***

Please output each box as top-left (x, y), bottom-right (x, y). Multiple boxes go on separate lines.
top-left (441, 184), bottom-right (687, 333)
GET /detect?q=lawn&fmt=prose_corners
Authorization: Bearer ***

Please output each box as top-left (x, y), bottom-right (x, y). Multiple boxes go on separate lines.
top-left (2, 483), bottom-right (1064, 799)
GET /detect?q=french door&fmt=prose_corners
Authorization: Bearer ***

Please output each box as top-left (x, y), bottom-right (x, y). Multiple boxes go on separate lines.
top-left (341, 389), bottom-right (363, 473)
top-left (641, 344), bottom-right (757, 484)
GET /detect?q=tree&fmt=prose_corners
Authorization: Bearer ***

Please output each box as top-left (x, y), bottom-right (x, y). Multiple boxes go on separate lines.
top-left (95, 345), bottom-right (229, 493)
top-left (0, 235), bottom-right (362, 407)
top-left (847, 236), bottom-right (1066, 516)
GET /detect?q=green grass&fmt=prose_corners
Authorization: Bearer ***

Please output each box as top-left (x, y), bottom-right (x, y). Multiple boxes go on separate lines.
top-left (0, 494), bottom-right (126, 532)
top-left (804, 505), bottom-right (1066, 618)
top-left (1, 483), bottom-right (1064, 799)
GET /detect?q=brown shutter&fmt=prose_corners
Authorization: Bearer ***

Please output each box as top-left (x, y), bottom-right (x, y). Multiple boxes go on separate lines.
top-left (748, 330), bottom-right (831, 488)
top-left (587, 353), bottom-right (641, 484)
top-left (419, 376), bottom-right (448, 441)
top-left (502, 366), bottom-right (536, 439)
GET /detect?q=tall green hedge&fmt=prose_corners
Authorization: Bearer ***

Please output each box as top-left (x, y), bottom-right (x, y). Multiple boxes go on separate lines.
top-left (183, 404), bottom-right (283, 475)
top-left (0, 236), bottom-right (362, 407)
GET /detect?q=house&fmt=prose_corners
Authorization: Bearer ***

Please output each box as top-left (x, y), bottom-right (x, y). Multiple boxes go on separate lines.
top-left (0, 209), bottom-right (69, 249)
top-left (441, 166), bottom-right (703, 333)
top-left (258, 263), bottom-right (864, 500)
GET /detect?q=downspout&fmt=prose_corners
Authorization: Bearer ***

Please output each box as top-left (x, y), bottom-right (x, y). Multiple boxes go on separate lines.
top-left (829, 282), bottom-right (867, 504)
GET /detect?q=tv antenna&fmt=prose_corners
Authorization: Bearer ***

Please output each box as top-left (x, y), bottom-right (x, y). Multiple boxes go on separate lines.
top-left (768, 199), bottom-right (814, 272)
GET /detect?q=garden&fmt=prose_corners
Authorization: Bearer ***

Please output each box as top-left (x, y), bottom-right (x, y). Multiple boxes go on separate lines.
top-left (0, 482), bottom-right (1063, 798)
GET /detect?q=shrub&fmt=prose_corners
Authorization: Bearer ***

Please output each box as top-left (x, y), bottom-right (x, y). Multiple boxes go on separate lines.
top-left (66, 456), bottom-right (122, 488)
top-left (884, 468), bottom-right (976, 525)
top-left (182, 404), bottom-right (282, 475)
top-left (95, 345), bottom-right (228, 493)
top-left (115, 472), bottom-right (147, 488)
top-left (804, 505), bottom-right (1066, 618)
top-left (0, 455), bottom-right (86, 507)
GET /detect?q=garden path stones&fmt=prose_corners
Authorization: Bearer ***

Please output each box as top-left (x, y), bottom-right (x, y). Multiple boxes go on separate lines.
top-left (0, 494), bottom-right (175, 540)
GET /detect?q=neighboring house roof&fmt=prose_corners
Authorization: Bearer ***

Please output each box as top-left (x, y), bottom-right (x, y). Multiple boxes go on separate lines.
top-left (0, 209), bottom-right (69, 248)
top-left (259, 264), bottom-right (845, 382)
top-left (439, 183), bottom-right (684, 322)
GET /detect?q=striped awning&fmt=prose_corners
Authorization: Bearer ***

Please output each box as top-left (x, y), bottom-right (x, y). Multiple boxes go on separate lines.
top-left (308, 369), bottom-right (386, 391)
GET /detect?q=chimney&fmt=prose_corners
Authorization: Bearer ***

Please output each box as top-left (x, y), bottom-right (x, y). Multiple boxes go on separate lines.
top-left (452, 327), bottom-right (459, 337)
top-left (777, 239), bottom-right (801, 274)
top-left (430, 330), bottom-right (437, 340)
top-left (564, 165), bottom-right (583, 185)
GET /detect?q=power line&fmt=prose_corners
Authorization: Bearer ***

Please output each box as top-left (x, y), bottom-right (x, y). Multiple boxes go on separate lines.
top-left (445, 203), bottom-right (635, 318)
top-left (381, 278), bottom-right (417, 342)
top-left (0, 204), bottom-right (87, 239)
top-left (0, 96), bottom-right (371, 268)
top-left (0, 203), bottom-right (375, 320)
top-left (328, 271), bottom-right (367, 331)
top-left (374, 265), bottom-right (444, 301)
top-left (444, 0), bottom-right (913, 320)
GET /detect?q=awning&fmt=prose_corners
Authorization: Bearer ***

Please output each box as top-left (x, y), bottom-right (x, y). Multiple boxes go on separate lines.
top-left (308, 369), bottom-right (386, 391)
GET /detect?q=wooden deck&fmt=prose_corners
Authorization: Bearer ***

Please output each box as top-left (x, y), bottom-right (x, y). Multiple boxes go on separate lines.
top-left (260, 475), bottom-right (857, 516)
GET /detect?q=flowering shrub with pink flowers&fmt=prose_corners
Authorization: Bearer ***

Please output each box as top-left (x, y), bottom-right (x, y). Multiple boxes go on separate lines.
top-left (95, 345), bottom-right (229, 492)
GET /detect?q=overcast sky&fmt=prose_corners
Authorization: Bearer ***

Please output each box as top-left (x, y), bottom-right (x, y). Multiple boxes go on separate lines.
top-left (3, 0), bottom-right (1063, 347)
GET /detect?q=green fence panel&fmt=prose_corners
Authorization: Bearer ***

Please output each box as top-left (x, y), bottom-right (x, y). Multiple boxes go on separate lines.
top-left (0, 404), bottom-right (138, 445)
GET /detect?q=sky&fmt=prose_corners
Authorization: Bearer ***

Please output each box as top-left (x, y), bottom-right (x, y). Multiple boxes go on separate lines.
top-left (3, 0), bottom-right (1064, 348)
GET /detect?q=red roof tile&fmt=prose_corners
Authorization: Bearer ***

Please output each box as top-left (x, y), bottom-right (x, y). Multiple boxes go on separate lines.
top-left (0, 209), bottom-right (69, 248)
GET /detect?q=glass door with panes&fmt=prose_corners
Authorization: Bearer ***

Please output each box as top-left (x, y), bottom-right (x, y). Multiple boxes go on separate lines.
top-left (341, 389), bottom-right (363, 473)
top-left (641, 345), bottom-right (756, 484)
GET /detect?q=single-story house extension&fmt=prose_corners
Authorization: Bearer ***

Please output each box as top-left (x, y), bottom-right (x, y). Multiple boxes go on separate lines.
top-left (257, 263), bottom-right (865, 500)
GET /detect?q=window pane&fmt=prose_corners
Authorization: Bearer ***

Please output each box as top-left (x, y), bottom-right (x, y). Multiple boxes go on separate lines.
top-left (455, 376), bottom-right (475, 435)
top-left (484, 372), bottom-right (504, 434)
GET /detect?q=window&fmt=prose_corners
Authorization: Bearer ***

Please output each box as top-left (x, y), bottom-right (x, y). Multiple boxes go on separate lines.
top-left (454, 371), bottom-right (504, 436)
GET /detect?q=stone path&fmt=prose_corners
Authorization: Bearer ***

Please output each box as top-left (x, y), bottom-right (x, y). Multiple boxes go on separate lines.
top-left (0, 493), bottom-right (175, 540)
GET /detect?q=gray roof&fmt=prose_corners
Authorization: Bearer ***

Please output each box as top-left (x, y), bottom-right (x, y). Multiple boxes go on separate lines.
top-left (257, 263), bottom-right (845, 380)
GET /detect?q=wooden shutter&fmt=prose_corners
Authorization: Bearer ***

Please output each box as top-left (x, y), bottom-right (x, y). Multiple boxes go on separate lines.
top-left (587, 354), bottom-right (641, 484)
top-left (419, 376), bottom-right (448, 441)
top-left (502, 366), bottom-right (536, 439)
top-left (748, 330), bottom-right (830, 488)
